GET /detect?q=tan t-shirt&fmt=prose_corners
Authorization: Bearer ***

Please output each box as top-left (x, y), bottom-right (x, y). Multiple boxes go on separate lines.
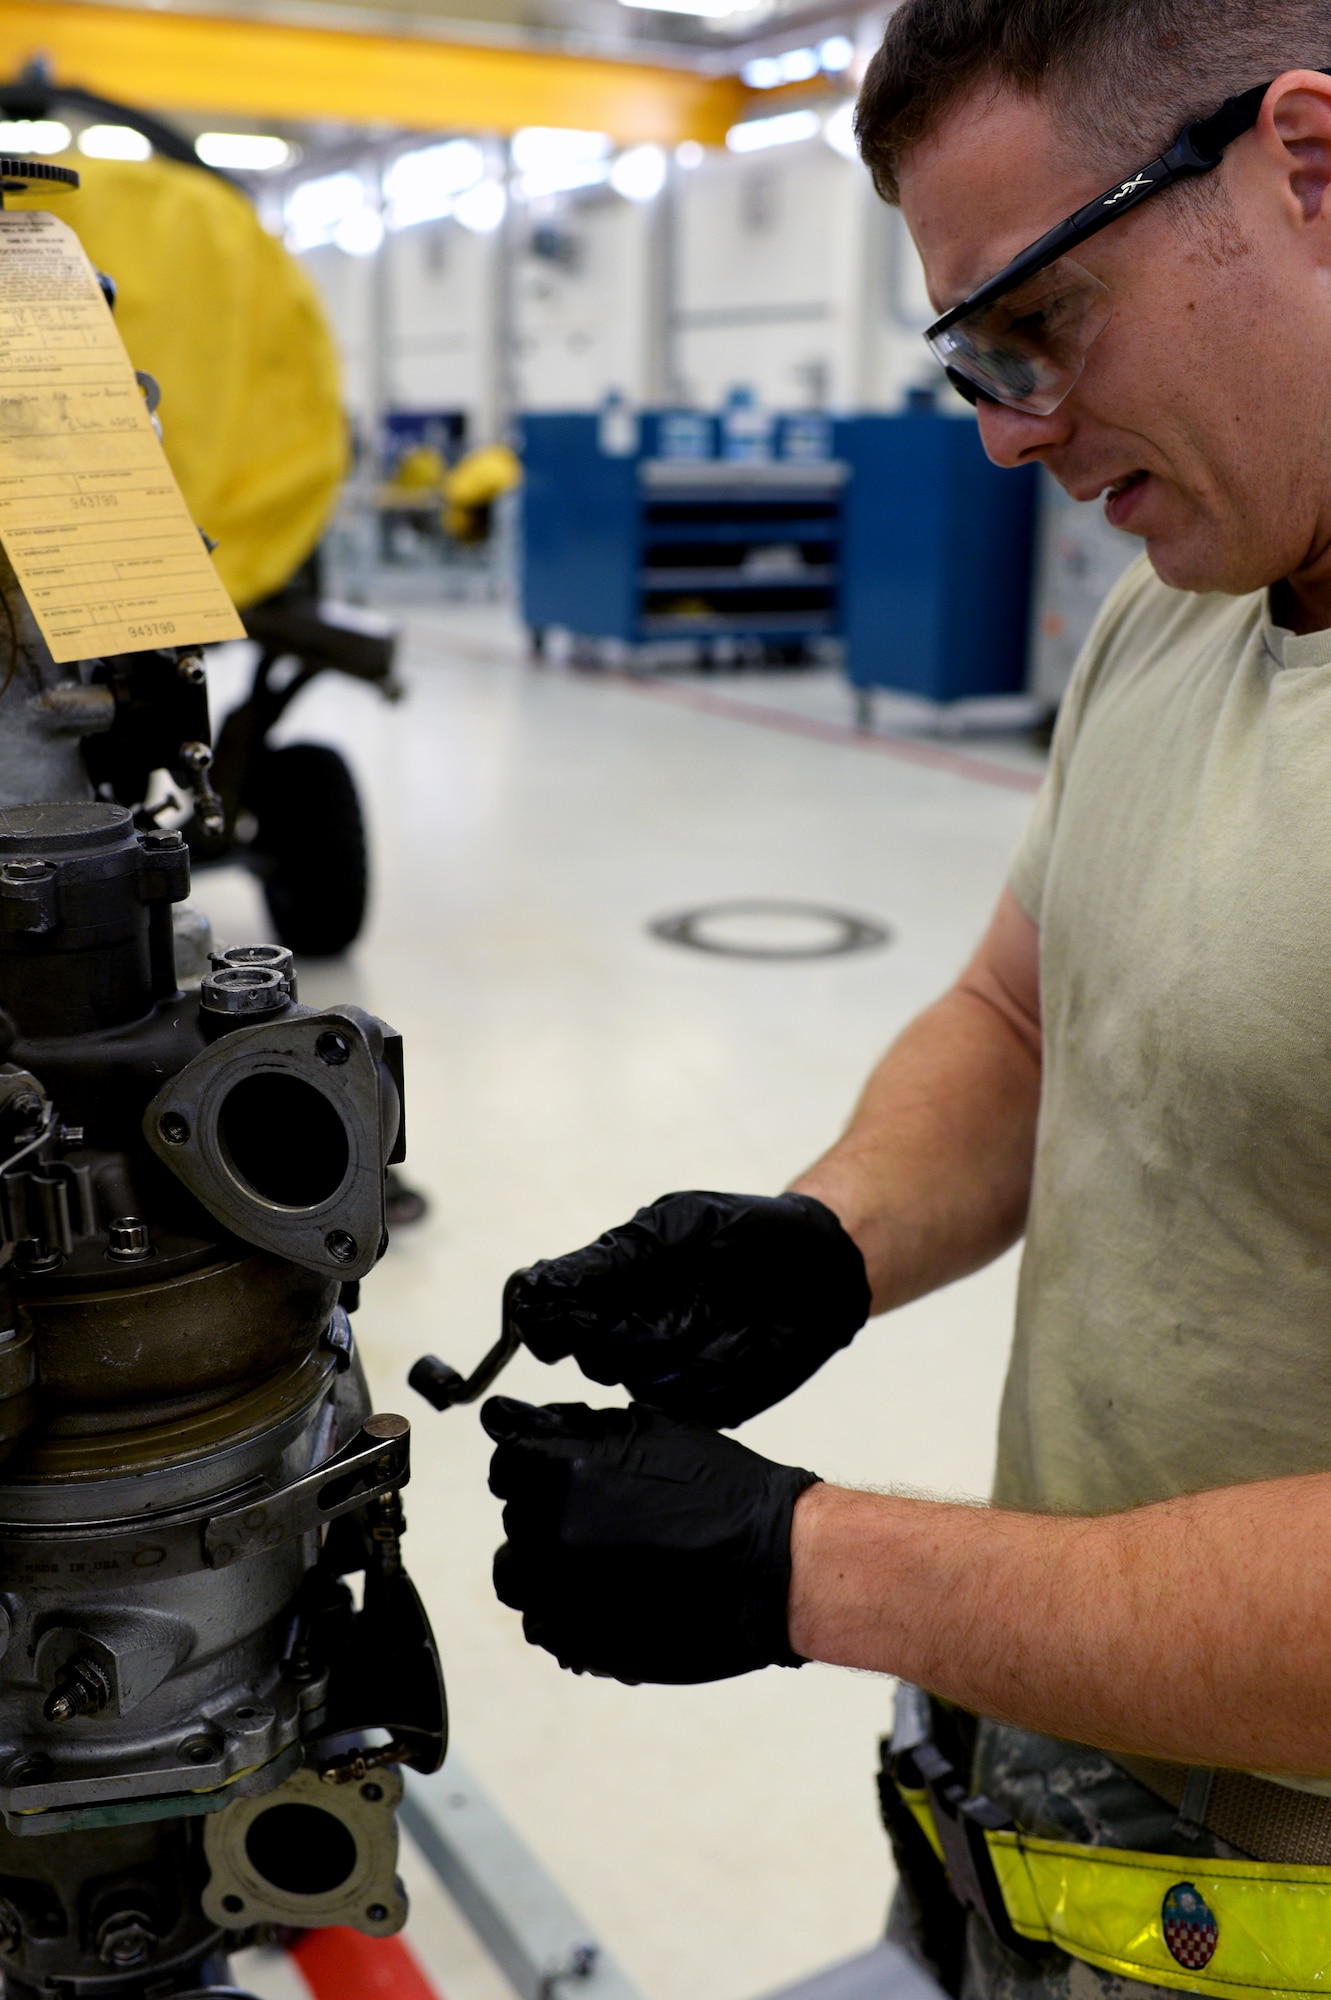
top-left (1000, 555), bottom-right (1331, 1516)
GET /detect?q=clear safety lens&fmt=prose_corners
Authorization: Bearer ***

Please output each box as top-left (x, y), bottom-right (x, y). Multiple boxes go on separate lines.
top-left (927, 257), bottom-right (1113, 415)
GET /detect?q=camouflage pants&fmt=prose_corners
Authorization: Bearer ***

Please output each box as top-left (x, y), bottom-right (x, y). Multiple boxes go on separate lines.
top-left (889, 1720), bottom-right (1239, 2000)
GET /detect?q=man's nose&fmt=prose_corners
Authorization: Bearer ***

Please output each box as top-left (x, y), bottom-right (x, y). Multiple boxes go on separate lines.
top-left (976, 398), bottom-right (1072, 467)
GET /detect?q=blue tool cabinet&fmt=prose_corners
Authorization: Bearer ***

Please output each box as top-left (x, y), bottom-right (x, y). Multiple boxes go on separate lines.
top-left (835, 411), bottom-right (1038, 702)
top-left (519, 412), bottom-right (843, 653)
top-left (519, 407), bottom-right (1038, 699)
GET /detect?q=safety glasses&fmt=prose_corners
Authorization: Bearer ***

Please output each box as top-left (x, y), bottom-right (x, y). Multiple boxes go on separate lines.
top-left (924, 73), bottom-right (1322, 414)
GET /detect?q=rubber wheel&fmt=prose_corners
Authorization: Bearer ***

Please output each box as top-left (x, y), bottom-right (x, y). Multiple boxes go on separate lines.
top-left (251, 742), bottom-right (368, 957)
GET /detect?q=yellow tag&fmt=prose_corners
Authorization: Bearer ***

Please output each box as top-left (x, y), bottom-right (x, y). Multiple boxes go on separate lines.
top-left (0, 210), bottom-right (244, 663)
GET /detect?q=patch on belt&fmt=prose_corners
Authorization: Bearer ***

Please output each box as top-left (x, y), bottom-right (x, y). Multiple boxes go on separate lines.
top-left (1162, 1881), bottom-right (1219, 1969)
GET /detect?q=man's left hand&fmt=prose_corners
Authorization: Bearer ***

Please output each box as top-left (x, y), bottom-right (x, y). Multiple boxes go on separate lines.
top-left (481, 1397), bottom-right (821, 1684)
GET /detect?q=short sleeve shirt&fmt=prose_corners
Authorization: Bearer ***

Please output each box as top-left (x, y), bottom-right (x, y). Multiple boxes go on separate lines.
top-left (997, 555), bottom-right (1331, 1514)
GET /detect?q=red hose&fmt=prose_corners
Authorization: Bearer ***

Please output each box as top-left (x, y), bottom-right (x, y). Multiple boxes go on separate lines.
top-left (288, 1926), bottom-right (442, 2000)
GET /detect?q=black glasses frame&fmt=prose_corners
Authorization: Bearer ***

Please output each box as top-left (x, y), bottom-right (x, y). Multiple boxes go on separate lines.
top-left (926, 73), bottom-right (1328, 407)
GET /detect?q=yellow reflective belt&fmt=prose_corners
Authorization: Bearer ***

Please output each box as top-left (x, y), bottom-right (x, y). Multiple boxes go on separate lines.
top-left (904, 1785), bottom-right (1331, 1997)
top-left (898, 1783), bottom-right (946, 1865)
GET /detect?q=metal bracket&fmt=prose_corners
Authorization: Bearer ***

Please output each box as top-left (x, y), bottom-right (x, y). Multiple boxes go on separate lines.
top-left (202, 1762), bottom-right (406, 1937)
top-left (143, 1006), bottom-right (397, 1281)
top-left (203, 1415), bottom-right (410, 1569)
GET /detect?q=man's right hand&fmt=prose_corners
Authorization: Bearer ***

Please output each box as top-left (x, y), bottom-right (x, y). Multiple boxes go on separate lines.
top-left (504, 1190), bottom-right (871, 1429)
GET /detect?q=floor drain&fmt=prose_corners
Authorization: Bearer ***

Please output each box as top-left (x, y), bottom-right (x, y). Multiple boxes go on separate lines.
top-left (649, 899), bottom-right (891, 961)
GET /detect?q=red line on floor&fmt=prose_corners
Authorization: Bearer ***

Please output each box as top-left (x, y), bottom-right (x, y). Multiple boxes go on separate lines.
top-left (288, 1927), bottom-right (442, 2000)
top-left (438, 636), bottom-right (1044, 796)
top-left (593, 670), bottom-right (1045, 795)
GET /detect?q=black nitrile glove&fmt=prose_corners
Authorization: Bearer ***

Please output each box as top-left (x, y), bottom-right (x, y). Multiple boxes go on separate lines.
top-left (504, 1190), bottom-right (870, 1429)
top-left (482, 1396), bottom-right (821, 1684)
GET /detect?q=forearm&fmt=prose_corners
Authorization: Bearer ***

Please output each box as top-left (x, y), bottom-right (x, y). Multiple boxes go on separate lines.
top-left (791, 982), bottom-right (1040, 1313)
top-left (789, 1476), bottom-right (1331, 1775)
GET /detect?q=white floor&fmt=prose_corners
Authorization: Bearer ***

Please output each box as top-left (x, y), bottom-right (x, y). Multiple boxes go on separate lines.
top-left (202, 606), bottom-right (1045, 2000)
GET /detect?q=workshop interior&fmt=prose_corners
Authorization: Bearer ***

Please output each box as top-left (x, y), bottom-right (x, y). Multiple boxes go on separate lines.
top-left (0, 0), bottom-right (1154, 1998)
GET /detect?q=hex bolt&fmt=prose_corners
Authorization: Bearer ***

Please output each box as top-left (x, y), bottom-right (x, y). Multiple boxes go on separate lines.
top-left (95, 1911), bottom-right (158, 1969)
top-left (316, 1031), bottom-right (351, 1066)
top-left (1, 859), bottom-right (51, 882)
top-left (325, 1230), bottom-right (358, 1265)
top-left (44, 1654), bottom-right (113, 1723)
top-left (139, 828), bottom-right (183, 852)
top-left (107, 1215), bottom-right (152, 1261)
top-left (159, 1111), bottom-right (190, 1145)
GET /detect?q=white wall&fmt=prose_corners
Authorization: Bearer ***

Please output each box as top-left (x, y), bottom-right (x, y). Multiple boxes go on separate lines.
top-left (297, 126), bottom-right (951, 441)
top-left (674, 140), bottom-right (858, 409)
top-left (302, 241), bottom-right (376, 436)
top-left (303, 217), bottom-right (503, 450)
top-left (385, 218), bottom-right (501, 436)
top-left (513, 193), bottom-right (661, 410)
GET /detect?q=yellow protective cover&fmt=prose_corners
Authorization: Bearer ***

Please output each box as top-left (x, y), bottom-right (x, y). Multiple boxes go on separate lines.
top-left (18, 156), bottom-right (347, 607)
top-left (442, 442), bottom-right (521, 541)
top-left (443, 442), bottom-right (522, 510)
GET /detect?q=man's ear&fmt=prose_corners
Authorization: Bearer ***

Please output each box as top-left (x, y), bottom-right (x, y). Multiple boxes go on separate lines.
top-left (1263, 70), bottom-right (1331, 228)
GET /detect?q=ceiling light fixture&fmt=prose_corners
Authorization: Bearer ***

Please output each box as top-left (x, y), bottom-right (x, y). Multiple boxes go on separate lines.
top-left (195, 133), bottom-right (291, 171)
top-left (618, 0), bottom-right (760, 20)
top-left (384, 139), bottom-right (484, 229)
top-left (0, 119), bottom-right (71, 155)
top-left (822, 101), bottom-right (858, 160)
top-left (286, 170), bottom-right (369, 252)
top-left (454, 179), bottom-right (507, 233)
top-left (335, 208), bottom-right (385, 256)
top-left (741, 46), bottom-right (818, 86)
top-left (610, 144), bottom-right (667, 202)
top-left (742, 35), bottom-right (855, 88)
top-left (726, 108), bottom-right (821, 152)
top-left (78, 125), bottom-right (151, 161)
top-left (512, 126), bottom-right (612, 199)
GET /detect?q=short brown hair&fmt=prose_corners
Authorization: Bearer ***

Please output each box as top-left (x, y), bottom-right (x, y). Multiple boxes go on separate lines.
top-left (855, 0), bottom-right (1331, 204)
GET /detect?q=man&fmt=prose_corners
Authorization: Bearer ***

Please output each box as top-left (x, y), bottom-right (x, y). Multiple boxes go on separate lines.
top-left (478, 4), bottom-right (1331, 1994)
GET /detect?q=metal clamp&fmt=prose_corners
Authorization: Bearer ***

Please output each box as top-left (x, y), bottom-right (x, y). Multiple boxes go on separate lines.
top-left (203, 1415), bottom-right (410, 1569)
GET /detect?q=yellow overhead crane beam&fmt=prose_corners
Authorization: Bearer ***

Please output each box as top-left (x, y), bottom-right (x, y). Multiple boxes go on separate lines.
top-left (0, 0), bottom-right (749, 146)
